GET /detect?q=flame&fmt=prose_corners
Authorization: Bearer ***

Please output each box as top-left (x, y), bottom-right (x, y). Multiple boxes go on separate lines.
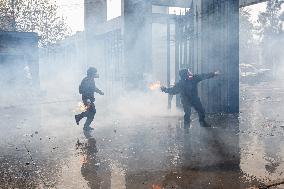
top-left (152, 184), bottom-right (163, 189)
top-left (79, 155), bottom-right (87, 165)
top-left (149, 81), bottom-right (161, 90)
top-left (78, 102), bottom-right (88, 112)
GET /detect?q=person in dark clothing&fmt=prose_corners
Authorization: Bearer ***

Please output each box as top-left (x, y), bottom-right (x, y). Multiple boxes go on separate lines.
top-left (75, 67), bottom-right (104, 131)
top-left (161, 69), bottom-right (220, 128)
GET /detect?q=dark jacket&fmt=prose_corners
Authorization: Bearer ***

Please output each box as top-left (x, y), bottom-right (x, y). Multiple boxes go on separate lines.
top-left (79, 77), bottom-right (103, 102)
top-left (163, 73), bottom-right (215, 103)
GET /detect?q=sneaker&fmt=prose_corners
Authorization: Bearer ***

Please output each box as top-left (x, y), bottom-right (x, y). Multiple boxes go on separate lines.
top-left (83, 126), bottom-right (94, 131)
top-left (75, 115), bottom-right (80, 125)
top-left (184, 127), bottom-right (190, 134)
top-left (200, 121), bottom-right (211, 127)
top-left (184, 122), bottom-right (190, 129)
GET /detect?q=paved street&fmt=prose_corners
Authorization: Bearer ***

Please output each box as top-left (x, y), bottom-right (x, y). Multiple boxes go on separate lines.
top-left (1, 81), bottom-right (284, 189)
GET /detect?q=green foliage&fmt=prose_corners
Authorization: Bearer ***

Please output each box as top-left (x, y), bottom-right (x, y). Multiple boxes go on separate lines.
top-left (239, 8), bottom-right (259, 65)
top-left (256, 0), bottom-right (284, 70)
top-left (257, 0), bottom-right (283, 38)
top-left (0, 0), bottom-right (71, 47)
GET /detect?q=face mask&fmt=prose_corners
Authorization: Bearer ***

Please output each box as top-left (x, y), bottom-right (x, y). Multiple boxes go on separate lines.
top-left (94, 74), bottom-right (99, 78)
top-left (187, 69), bottom-right (193, 80)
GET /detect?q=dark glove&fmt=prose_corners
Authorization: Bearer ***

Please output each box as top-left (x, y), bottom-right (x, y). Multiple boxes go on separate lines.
top-left (100, 91), bottom-right (104, 95)
top-left (214, 70), bottom-right (220, 76)
top-left (160, 86), bottom-right (167, 92)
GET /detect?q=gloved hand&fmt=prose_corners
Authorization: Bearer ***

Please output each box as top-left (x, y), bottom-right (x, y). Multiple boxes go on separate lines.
top-left (100, 91), bottom-right (104, 95)
top-left (214, 70), bottom-right (220, 76)
top-left (160, 86), bottom-right (167, 92)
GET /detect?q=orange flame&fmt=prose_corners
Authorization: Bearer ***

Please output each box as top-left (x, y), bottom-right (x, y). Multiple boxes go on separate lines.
top-left (149, 81), bottom-right (161, 90)
top-left (152, 184), bottom-right (163, 189)
top-left (78, 102), bottom-right (88, 112)
top-left (79, 155), bottom-right (87, 165)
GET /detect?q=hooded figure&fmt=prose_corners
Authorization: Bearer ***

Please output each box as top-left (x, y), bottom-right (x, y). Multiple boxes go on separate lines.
top-left (161, 69), bottom-right (220, 128)
top-left (75, 67), bottom-right (104, 130)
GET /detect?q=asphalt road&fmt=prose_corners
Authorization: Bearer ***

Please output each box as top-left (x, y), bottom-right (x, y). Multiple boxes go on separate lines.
top-left (0, 81), bottom-right (284, 189)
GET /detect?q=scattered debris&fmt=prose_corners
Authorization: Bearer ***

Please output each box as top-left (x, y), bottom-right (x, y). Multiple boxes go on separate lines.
top-left (259, 179), bottom-right (284, 189)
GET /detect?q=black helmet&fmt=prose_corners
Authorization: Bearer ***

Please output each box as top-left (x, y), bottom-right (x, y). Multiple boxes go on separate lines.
top-left (179, 69), bottom-right (193, 80)
top-left (87, 67), bottom-right (98, 77)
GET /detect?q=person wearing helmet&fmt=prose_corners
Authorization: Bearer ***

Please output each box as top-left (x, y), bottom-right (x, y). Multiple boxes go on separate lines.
top-left (161, 69), bottom-right (220, 128)
top-left (75, 67), bottom-right (104, 131)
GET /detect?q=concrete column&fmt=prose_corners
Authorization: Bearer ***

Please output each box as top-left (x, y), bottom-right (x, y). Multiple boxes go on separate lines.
top-left (84, 0), bottom-right (107, 69)
top-left (193, 0), bottom-right (239, 113)
top-left (84, 0), bottom-right (107, 33)
top-left (122, 0), bottom-right (152, 88)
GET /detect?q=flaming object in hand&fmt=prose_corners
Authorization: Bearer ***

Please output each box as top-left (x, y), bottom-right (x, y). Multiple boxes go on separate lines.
top-left (149, 81), bottom-right (161, 90)
top-left (78, 102), bottom-right (88, 112)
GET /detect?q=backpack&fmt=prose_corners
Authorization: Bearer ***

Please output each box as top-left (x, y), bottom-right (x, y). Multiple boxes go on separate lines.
top-left (79, 84), bottom-right (83, 94)
top-left (79, 78), bottom-right (94, 94)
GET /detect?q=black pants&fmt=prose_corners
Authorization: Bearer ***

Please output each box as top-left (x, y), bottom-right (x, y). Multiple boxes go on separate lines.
top-left (77, 96), bottom-right (96, 128)
top-left (182, 97), bottom-right (205, 126)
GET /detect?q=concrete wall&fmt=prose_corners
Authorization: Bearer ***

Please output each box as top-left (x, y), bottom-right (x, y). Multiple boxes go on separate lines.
top-left (0, 32), bottom-right (39, 88)
top-left (122, 0), bottom-right (152, 88)
top-left (84, 0), bottom-right (107, 74)
top-left (84, 0), bottom-right (107, 33)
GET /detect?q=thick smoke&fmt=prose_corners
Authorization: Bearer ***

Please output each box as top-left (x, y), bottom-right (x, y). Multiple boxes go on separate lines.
top-left (2, 2), bottom-right (280, 188)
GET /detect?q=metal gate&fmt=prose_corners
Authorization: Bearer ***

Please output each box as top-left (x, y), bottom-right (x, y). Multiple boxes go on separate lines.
top-left (174, 10), bottom-right (195, 108)
top-left (102, 29), bottom-right (125, 102)
top-left (175, 10), bottom-right (195, 73)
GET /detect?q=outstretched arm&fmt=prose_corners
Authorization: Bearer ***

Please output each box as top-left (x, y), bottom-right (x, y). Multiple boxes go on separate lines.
top-left (161, 83), bottom-right (181, 95)
top-left (195, 71), bottom-right (220, 82)
top-left (95, 87), bottom-right (104, 95)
